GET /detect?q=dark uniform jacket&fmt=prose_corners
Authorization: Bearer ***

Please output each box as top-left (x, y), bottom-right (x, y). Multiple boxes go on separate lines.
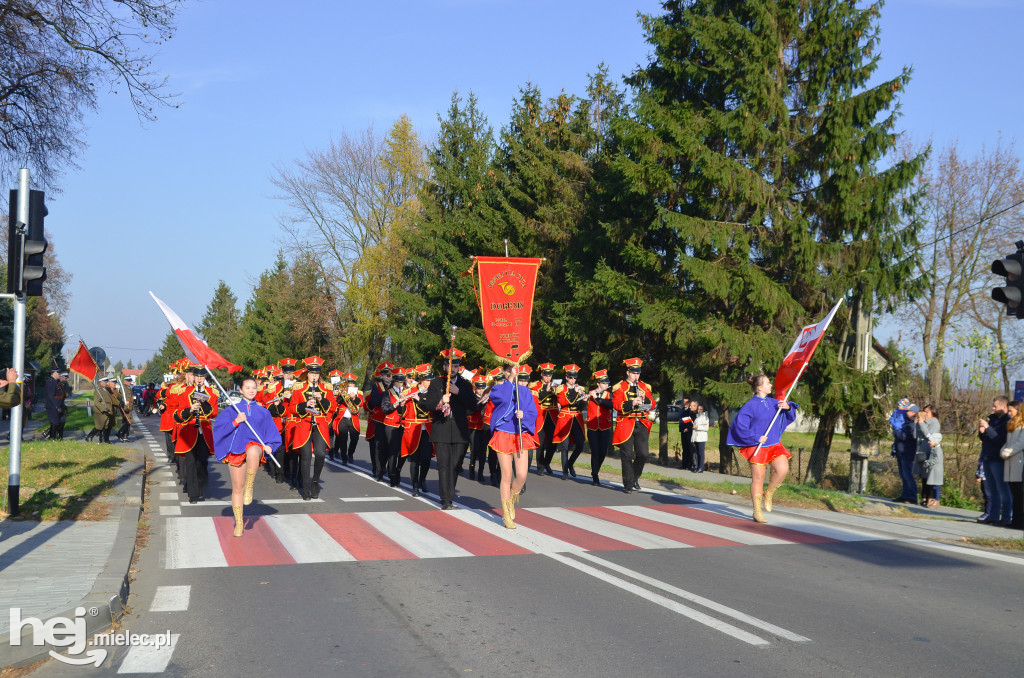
top-left (427, 374), bottom-right (477, 444)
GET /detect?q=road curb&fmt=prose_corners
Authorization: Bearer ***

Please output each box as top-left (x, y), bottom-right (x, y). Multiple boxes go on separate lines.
top-left (0, 446), bottom-right (146, 668)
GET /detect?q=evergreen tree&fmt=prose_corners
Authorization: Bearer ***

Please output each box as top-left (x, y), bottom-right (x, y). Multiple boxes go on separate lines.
top-left (583, 0), bottom-right (923, 476)
top-left (235, 253), bottom-right (298, 371)
top-left (197, 280), bottom-right (242, 388)
top-left (140, 331), bottom-right (185, 383)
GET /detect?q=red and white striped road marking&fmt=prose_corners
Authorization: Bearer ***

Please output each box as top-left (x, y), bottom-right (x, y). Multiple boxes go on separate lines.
top-left (163, 504), bottom-right (874, 570)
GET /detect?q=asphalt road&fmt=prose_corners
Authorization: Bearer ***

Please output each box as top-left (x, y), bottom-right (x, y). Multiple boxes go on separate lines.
top-left (28, 417), bottom-right (1024, 677)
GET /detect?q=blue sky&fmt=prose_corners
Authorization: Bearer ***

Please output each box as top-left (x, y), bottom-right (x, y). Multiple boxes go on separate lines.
top-left (31, 0), bottom-right (1024, 368)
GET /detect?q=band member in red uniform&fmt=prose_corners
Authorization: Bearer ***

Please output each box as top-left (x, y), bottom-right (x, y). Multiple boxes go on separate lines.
top-left (612, 357), bottom-right (654, 494)
top-left (531, 363), bottom-right (559, 475)
top-left (158, 362), bottom-right (185, 461)
top-left (467, 372), bottom-right (490, 482)
top-left (374, 365), bottom-right (405, 484)
top-left (332, 372), bottom-right (364, 465)
top-left (553, 364), bottom-right (589, 479)
top-left (586, 369), bottom-right (613, 486)
top-left (266, 363), bottom-right (293, 483)
top-left (483, 367), bottom-right (503, 486)
top-left (288, 357), bottom-right (336, 499)
top-left (173, 365), bottom-right (218, 503)
top-left (396, 364), bottom-right (440, 495)
top-left (368, 363), bottom-right (397, 481)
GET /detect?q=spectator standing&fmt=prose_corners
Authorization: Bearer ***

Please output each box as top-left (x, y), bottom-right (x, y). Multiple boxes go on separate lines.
top-left (691, 404), bottom-right (709, 473)
top-left (889, 399), bottom-right (918, 503)
top-left (978, 396), bottom-right (1012, 525)
top-left (1000, 401), bottom-right (1023, 530)
top-left (915, 405), bottom-right (943, 508)
top-left (678, 397), bottom-right (693, 470)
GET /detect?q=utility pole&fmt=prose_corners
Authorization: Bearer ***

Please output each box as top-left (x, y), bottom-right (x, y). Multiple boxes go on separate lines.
top-left (849, 288), bottom-right (874, 494)
top-left (6, 169), bottom-right (30, 516)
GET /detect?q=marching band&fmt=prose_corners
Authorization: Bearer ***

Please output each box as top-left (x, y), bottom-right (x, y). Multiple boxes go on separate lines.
top-left (154, 353), bottom-right (653, 533)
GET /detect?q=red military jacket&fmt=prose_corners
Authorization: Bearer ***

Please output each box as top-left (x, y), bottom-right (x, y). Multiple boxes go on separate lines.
top-left (530, 380), bottom-right (560, 430)
top-left (333, 388), bottom-right (365, 434)
top-left (159, 382), bottom-right (186, 434)
top-left (288, 381), bottom-right (337, 450)
top-left (552, 383), bottom-right (588, 444)
top-left (172, 384), bottom-right (218, 453)
top-left (400, 386), bottom-right (433, 457)
top-left (611, 379), bottom-right (654, 446)
top-left (587, 389), bottom-right (613, 431)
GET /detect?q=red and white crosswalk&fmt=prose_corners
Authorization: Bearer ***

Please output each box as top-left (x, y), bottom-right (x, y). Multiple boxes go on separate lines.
top-left (165, 503), bottom-right (882, 569)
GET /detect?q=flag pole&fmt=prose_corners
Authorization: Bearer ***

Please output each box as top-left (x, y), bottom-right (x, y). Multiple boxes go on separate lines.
top-left (750, 359), bottom-right (810, 457)
top-left (204, 368), bottom-right (282, 469)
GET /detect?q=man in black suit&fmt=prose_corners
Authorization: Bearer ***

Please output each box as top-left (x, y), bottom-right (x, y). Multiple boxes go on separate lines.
top-left (44, 368), bottom-right (68, 440)
top-left (427, 349), bottom-right (477, 509)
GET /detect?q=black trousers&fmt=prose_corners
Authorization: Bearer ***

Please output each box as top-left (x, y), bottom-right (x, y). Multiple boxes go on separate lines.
top-left (336, 419), bottom-right (359, 461)
top-left (433, 441), bottom-right (466, 506)
top-left (691, 441), bottom-right (706, 472)
top-left (46, 408), bottom-right (66, 439)
top-left (378, 425), bottom-right (401, 481)
top-left (181, 438), bottom-right (210, 502)
top-left (537, 415), bottom-right (556, 471)
top-left (394, 431), bottom-right (433, 490)
top-left (587, 428), bottom-right (611, 480)
top-left (272, 444), bottom-right (288, 480)
top-left (617, 424), bottom-right (650, 491)
top-left (299, 431), bottom-right (328, 497)
top-left (558, 418), bottom-right (586, 472)
top-left (681, 434), bottom-right (694, 469)
top-left (470, 428), bottom-right (489, 474)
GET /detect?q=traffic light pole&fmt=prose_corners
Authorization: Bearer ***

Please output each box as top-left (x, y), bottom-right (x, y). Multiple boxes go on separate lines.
top-left (6, 168), bottom-right (29, 517)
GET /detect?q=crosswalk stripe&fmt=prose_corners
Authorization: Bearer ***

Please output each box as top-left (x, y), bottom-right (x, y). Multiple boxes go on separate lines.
top-left (532, 507), bottom-right (690, 550)
top-left (508, 509), bottom-right (641, 551)
top-left (116, 633), bottom-right (180, 673)
top-left (213, 515), bottom-right (296, 567)
top-left (166, 517), bottom-right (228, 569)
top-left (401, 510), bottom-right (534, 557)
top-left (444, 508), bottom-right (583, 554)
top-left (606, 505), bottom-right (791, 546)
top-left (570, 506), bottom-right (742, 547)
top-left (150, 585), bottom-right (190, 612)
top-left (359, 512), bottom-right (474, 559)
top-left (310, 513), bottom-right (417, 561)
top-left (649, 504), bottom-right (841, 544)
top-left (263, 514), bottom-right (356, 563)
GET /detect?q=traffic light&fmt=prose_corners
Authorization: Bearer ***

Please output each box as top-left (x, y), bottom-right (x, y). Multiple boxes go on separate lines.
top-left (5, 188), bottom-right (47, 296)
top-left (991, 241), bottom-right (1024, 319)
top-left (23, 189), bottom-right (47, 296)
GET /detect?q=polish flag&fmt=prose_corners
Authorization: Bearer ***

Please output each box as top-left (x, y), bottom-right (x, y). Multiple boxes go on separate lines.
top-left (149, 291), bottom-right (243, 373)
top-left (69, 341), bottom-right (99, 381)
top-left (774, 299), bottom-right (844, 400)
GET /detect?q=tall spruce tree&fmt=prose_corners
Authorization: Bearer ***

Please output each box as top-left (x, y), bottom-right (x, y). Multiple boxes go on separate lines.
top-left (585, 0), bottom-right (923, 477)
top-left (197, 280), bottom-right (242, 387)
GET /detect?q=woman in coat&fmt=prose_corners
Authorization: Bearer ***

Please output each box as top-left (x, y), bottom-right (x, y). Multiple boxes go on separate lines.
top-left (915, 405), bottom-right (943, 508)
top-left (1000, 401), bottom-right (1023, 529)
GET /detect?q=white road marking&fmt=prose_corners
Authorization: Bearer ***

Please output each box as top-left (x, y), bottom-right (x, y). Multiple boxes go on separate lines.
top-left (445, 507), bottom-right (582, 554)
top-left (608, 505), bottom-right (791, 546)
top-left (531, 506), bottom-right (692, 550)
top-left (166, 518), bottom-right (228, 569)
top-left (154, 481), bottom-right (176, 486)
top-left (575, 551), bottom-right (811, 642)
top-left (263, 514), bottom-right (355, 563)
top-left (158, 492), bottom-right (178, 500)
top-left (902, 539), bottom-right (1024, 565)
top-left (546, 553), bottom-right (770, 646)
top-left (159, 505), bottom-right (181, 516)
top-left (150, 585), bottom-right (190, 612)
top-left (359, 511), bottom-right (473, 558)
top-left (117, 633), bottom-right (180, 673)
top-left (338, 496), bottom-right (404, 502)
top-left (181, 498), bottom-right (325, 506)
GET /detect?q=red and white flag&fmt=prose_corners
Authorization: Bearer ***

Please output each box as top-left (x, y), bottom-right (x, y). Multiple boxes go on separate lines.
top-left (774, 299), bottom-right (844, 400)
top-left (149, 291), bottom-right (243, 373)
top-left (69, 340), bottom-right (99, 381)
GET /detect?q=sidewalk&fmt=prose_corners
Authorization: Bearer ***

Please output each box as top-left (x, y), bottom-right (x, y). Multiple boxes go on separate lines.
top-left (580, 454), bottom-right (1024, 542)
top-left (0, 409), bottom-right (146, 668)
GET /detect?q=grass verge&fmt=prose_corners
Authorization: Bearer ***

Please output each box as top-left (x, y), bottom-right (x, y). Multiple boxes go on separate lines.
top-left (0, 440), bottom-right (129, 520)
top-left (955, 537), bottom-right (1024, 552)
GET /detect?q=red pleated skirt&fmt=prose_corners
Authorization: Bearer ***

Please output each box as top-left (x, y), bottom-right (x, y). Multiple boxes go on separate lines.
top-left (738, 443), bottom-right (790, 465)
top-left (224, 442), bottom-right (266, 467)
top-left (488, 429), bottom-right (539, 455)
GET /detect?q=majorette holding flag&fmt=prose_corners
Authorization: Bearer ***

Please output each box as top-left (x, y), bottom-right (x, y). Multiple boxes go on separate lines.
top-left (149, 291), bottom-right (243, 373)
top-left (774, 299), bottom-right (844, 400)
top-left (468, 257), bottom-right (542, 364)
top-left (69, 340), bottom-right (99, 381)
